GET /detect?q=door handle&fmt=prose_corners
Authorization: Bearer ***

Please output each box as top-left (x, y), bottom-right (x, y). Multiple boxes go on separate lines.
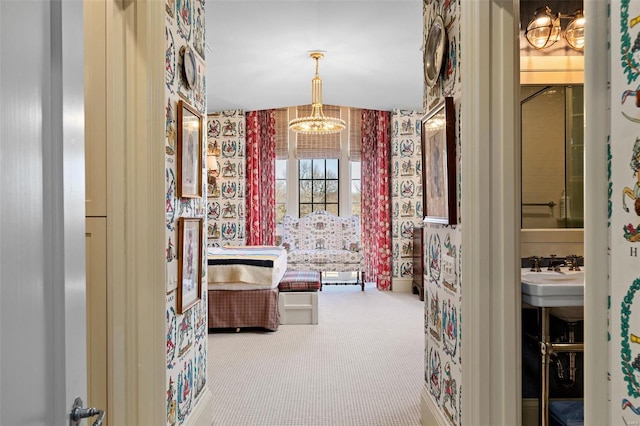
top-left (70, 397), bottom-right (105, 426)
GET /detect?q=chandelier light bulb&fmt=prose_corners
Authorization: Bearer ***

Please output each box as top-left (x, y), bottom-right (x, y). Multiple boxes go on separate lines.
top-left (565, 10), bottom-right (585, 50)
top-left (525, 6), bottom-right (561, 49)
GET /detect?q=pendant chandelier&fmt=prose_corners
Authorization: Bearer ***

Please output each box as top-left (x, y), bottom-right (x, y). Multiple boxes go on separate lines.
top-left (289, 52), bottom-right (346, 135)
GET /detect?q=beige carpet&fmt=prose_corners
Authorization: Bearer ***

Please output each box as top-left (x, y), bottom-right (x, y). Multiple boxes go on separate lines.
top-left (206, 283), bottom-right (424, 426)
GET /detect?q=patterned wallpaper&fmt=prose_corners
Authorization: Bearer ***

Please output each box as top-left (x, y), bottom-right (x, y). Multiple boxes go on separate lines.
top-left (423, 0), bottom-right (462, 425)
top-left (610, 0), bottom-right (640, 421)
top-left (391, 110), bottom-right (424, 280)
top-left (206, 111), bottom-right (247, 247)
top-left (164, 0), bottom-right (208, 424)
top-left (424, 223), bottom-right (461, 425)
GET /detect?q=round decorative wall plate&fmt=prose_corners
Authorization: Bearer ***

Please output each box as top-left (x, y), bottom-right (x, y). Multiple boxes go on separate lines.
top-left (182, 46), bottom-right (197, 89)
top-left (424, 15), bottom-right (447, 88)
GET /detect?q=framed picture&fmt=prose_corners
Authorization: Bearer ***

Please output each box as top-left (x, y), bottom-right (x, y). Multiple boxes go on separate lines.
top-left (178, 217), bottom-right (203, 313)
top-left (178, 100), bottom-right (203, 198)
top-left (421, 97), bottom-right (457, 224)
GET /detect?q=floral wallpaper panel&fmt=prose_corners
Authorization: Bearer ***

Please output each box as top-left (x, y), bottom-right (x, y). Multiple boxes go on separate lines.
top-left (165, 0), bottom-right (208, 423)
top-left (423, 0), bottom-right (462, 425)
top-left (391, 110), bottom-right (424, 280)
top-left (206, 110), bottom-right (246, 247)
top-left (610, 0), bottom-right (640, 422)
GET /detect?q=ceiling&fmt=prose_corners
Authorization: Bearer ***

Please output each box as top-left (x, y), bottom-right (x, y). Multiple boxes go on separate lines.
top-left (205, 0), bottom-right (424, 113)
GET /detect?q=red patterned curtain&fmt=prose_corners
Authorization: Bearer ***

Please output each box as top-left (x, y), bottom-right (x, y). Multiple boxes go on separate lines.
top-left (245, 110), bottom-right (276, 245)
top-left (361, 110), bottom-right (392, 290)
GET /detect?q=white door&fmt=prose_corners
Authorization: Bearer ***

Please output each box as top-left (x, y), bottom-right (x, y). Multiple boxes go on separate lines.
top-left (0, 1), bottom-right (89, 425)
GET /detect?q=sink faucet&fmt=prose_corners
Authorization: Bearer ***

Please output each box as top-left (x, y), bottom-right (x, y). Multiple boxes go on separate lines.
top-left (529, 256), bottom-right (542, 272)
top-left (567, 255), bottom-right (582, 271)
top-left (547, 254), bottom-right (566, 272)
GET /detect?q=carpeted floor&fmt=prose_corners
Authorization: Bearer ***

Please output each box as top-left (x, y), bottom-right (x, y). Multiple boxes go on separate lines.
top-left (207, 283), bottom-right (425, 426)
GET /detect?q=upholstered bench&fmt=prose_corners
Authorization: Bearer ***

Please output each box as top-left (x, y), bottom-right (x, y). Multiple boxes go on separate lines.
top-left (278, 270), bottom-right (320, 325)
top-left (281, 211), bottom-right (364, 291)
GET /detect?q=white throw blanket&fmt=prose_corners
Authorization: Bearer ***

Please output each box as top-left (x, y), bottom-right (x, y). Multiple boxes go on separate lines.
top-left (207, 246), bottom-right (287, 289)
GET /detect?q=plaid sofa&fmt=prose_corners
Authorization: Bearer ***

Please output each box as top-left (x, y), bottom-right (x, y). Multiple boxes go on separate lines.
top-left (281, 211), bottom-right (364, 290)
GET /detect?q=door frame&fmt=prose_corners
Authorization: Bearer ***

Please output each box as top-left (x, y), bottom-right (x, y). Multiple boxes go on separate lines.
top-left (460, 0), bottom-right (610, 424)
top-left (99, 0), bottom-right (166, 423)
top-left (460, 0), bottom-right (521, 423)
top-left (582, 0), bottom-right (609, 423)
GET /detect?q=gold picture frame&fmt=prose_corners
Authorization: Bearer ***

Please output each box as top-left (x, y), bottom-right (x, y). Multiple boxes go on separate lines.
top-left (421, 97), bottom-right (457, 224)
top-left (177, 100), bottom-right (203, 198)
top-left (177, 217), bottom-right (203, 313)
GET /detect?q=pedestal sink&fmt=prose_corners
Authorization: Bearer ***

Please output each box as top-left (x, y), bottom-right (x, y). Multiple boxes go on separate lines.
top-left (521, 267), bottom-right (585, 426)
top-left (521, 268), bottom-right (584, 321)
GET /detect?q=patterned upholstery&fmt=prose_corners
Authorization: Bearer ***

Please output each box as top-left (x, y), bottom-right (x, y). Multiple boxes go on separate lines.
top-left (278, 270), bottom-right (321, 292)
top-left (281, 211), bottom-right (364, 277)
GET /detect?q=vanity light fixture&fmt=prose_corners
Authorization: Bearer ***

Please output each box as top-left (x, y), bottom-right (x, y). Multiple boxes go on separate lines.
top-left (288, 52), bottom-right (346, 135)
top-left (524, 6), bottom-right (585, 51)
top-left (564, 9), bottom-right (585, 50)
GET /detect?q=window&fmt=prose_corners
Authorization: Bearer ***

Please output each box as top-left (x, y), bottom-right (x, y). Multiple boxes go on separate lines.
top-left (350, 161), bottom-right (361, 217)
top-left (273, 106), bottom-right (362, 222)
top-left (299, 159), bottom-right (339, 217)
top-left (275, 159), bottom-right (287, 224)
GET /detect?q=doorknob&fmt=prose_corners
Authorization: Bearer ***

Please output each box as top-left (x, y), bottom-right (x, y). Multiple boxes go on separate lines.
top-left (70, 397), bottom-right (105, 426)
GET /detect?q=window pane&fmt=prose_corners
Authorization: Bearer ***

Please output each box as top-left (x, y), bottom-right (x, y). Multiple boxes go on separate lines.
top-left (326, 159), bottom-right (339, 179)
top-left (326, 180), bottom-right (338, 202)
top-left (299, 180), bottom-right (312, 203)
top-left (326, 204), bottom-right (339, 215)
top-left (300, 204), bottom-right (312, 217)
top-left (276, 204), bottom-right (287, 224)
top-left (313, 181), bottom-right (326, 202)
top-left (275, 160), bottom-right (287, 179)
top-left (298, 158), bottom-right (341, 217)
top-left (350, 161), bottom-right (361, 217)
top-left (299, 159), bottom-right (312, 179)
top-left (350, 161), bottom-right (361, 178)
top-left (312, 160), bottom-right (325, 179)
top-left (351, 194), bottom-right (362, 204)
top-left (276, 181), bottom-right (287, 200)
top-left (313, 203), bottom-right (326, 212)
top-left (351, 180), bottom-right (361, 195)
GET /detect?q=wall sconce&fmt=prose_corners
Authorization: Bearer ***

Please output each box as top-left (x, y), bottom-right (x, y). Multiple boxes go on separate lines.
top-left (524, 6), bottom-right (585, 51)
top-left (206, 155), bottom-right (219, 185)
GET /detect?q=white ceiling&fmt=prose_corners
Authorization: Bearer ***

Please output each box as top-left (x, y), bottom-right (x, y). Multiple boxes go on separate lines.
top-left (205, 0), bottom-right (424, 113)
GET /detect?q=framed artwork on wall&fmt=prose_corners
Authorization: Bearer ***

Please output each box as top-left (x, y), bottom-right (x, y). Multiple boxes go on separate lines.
top-left (178, 217), bottom-right (203, 313)
top-left (421, 97), bottom-right (457, 225)
top-left (178, 100), bottom-right (203, 198)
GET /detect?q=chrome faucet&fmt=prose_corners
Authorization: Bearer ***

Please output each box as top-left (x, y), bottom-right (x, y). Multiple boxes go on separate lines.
top-left (547, 254), bottom-right (566, 272)
top-left (529, 256), bottom-right (542, 272)
top-left (567, 255), bottom-right (582, 271)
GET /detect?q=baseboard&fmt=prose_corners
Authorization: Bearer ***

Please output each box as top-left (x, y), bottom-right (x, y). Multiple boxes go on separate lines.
top-left (522, 398), bottom-right (538, 426)
top-left (421, 384), bottom-right (448, 426)
top-left (392, 277), bottom-right (413, 293)
top-left (185, 386), bottom-right (214, 426)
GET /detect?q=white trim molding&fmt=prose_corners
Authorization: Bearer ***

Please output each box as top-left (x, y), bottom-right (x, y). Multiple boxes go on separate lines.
top-left (106, 0), bottom-right (166, 423)
top-left (583, 0), bottom-right (610, 423)
top-left (421, 385), bottom-right (449, 426)
top-left (186, 389), bottom-right (215, 426)
top-left (460, 0), bottom-right (521, 424)
top-left (391, 277), bottom-right (413, 293)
